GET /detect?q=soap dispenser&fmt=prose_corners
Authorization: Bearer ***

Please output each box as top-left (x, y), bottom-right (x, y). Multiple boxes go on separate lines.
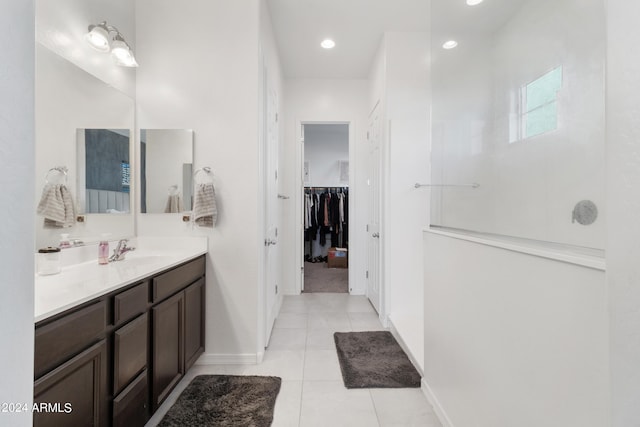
top-left (98, 234), bottom-right (110, 265)
top-left (59, 233), bottom-right (71, 249)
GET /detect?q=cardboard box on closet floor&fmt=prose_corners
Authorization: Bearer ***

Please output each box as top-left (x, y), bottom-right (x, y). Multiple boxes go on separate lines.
top-left (327, 247), bottom-right (348, 268)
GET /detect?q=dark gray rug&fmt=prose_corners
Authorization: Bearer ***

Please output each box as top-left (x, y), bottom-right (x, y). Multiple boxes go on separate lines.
top-left (158, 375), bottom-right (282, 427)
top-left (334, 331), bottom-right (421, 388)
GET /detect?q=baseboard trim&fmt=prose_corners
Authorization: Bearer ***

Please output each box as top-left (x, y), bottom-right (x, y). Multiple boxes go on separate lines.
top-left (195, 353), bottom-right (259, 365)
top-left (421, 378), bottom-right (454, 427)
top-left (388, 318), bottom-right (424, 376)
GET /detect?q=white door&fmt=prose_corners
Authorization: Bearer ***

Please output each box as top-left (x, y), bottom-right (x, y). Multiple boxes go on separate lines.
top-left (300, 123), bottom-right (306, 293)
top-left (264, 69), bottom-right (279, 346)
top-left (367, 104), bottom-right (382, 313)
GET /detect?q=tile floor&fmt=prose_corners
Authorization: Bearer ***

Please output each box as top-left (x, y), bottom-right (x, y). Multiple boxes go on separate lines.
top-left (146, 293), bottom-right (442, 427)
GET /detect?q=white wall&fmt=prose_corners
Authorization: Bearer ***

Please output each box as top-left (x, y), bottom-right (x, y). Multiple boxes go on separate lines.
top-left (422, 233), bottom-right (609, 427)
top-left (304, 124), bottom-right (349, 187)
top-left (282, 79), bottom-right (369, 294)
top-left (606, 1), bottom-right (640, 424)
top-left (430, 0), bottom-right (606, 249)
top-left (384, 32), bottom-right (430, 321)
top-left (368, 32), bottom-right (430, 367)
top-left (0, 1), bottom-right (35, 426)
top-left (136, 0), bottom-right (265, 361)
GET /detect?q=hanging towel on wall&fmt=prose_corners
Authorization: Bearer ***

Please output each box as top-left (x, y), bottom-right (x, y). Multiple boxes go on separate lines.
top-left (164, 194), bottom-right (184, 213)
top-left (37, 184), bottom-right (76, 228)
top-left (193, 183), bottom-right (217, 227)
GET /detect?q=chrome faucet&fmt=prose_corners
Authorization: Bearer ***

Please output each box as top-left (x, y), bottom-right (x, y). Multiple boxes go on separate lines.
top-left (109, 239), bottom-right (135, 262)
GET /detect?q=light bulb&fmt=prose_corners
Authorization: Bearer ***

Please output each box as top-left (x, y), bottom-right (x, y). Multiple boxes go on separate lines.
top-left (321, 39), bottom-right (336, 49)
top-left (111, 39), bottom-right (138, 67)
top-left (86, 24), bottom-right (110, 52)
top-left (442, 40), bottom-right (458, 49)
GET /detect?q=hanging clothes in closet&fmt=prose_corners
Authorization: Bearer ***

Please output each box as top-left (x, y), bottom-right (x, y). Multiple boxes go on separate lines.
top-left (304, 187), bottom-right (348, 262)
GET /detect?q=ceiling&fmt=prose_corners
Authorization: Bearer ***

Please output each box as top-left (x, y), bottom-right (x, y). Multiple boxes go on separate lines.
top-left (265, 0), bottom-right (527, 80)
top-left (265, 0), bottom-right (430, 79)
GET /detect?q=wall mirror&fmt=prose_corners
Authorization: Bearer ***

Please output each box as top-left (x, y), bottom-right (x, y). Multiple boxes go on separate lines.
top-left (35, 44), bottom-right (135, 248)
top-left (140, 129), bottom-right (194, 214)
top-left (77, 129), bottom-right (131, 214)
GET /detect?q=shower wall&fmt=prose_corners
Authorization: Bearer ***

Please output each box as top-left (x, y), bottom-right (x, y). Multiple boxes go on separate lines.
top-left (430, 0), bottom-right (605, 249)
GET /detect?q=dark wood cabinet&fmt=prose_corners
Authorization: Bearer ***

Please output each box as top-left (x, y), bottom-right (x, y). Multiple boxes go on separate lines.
top-left (34, 301), bottom-right (107, 379)
top-left (34, 340), bottom-right (108, 427)
top-left (34, 255), bottom-right (205, 427)
top-left (113, 313), bottom-right (148, 396)
top-left (184, 277), bottom-right (205, 372)
top-left (152, 291), bottom-right (184, 410)
top-left (112, 370), bottom-right (149, 427)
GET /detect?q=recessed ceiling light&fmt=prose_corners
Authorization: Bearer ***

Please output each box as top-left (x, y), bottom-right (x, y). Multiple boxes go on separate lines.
top-left (466, 0), bottom-right (483, 5)
top-left (442, 40), bottom-right (458, 49)
top-left (321, 39), bottom-right (336, 49)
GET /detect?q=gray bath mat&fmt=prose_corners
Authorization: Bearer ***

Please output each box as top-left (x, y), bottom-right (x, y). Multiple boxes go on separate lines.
top-left (158, 375), bottom-right (282, 427)
top-left (334, 331), bottom-right (421, 388)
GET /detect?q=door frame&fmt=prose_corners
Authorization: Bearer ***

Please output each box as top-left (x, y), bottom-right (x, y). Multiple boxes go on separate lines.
top-left (295, 119), bottom-right (358, 295)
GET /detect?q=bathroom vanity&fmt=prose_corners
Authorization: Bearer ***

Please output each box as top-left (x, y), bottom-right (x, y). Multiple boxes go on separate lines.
top-left (33, 237), bottom-right (207, 427)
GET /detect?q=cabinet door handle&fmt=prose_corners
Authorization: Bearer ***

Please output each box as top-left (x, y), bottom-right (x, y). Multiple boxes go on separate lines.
top-left (372, 232), bottom-right (380, 238)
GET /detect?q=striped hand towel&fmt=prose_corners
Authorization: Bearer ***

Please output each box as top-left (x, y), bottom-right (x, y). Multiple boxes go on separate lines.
top-left (193, 183), bottom-right (217, 228)
top-left (164, 194), bottom-right (184, 213)
top-left (37, 184), bottom-right (76, 228)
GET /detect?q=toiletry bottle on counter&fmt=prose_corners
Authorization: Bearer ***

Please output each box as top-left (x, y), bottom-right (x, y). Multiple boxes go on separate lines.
top-left (98, 234), bottom-right (109, 265)
top-left (59, 233), bottom-right (71, 249)
top-left (37, 247), bottom-right (61, 275)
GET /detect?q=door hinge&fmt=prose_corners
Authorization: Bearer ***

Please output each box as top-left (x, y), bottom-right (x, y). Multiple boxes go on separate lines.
top-left (275, 170), bottom-right (278, 180)
top-left (366, 271), bottom-right (369, 279)
top-left (275, 227), bottom-right (278, 237)
top-left (366, 224), bottom-right (369, 232)
top-left (367, 131), bottom-right (370, 140)
top-left (275, 285), bottom-right (278, 294)
top-left (275, 113), bottom-right (278, 122)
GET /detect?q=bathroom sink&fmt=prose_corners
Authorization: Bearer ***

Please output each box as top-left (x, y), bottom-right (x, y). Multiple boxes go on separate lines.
top-left (114, 253), bottom-right (175, 268)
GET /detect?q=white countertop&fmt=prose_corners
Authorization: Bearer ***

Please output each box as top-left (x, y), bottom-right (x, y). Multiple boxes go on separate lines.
top-left (34, 236), bottom-right (208, 323)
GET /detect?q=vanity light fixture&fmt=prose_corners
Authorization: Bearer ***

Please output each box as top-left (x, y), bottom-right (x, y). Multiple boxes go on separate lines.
top-left (86, 21), bottom-right (138, 67)
top-left (466, 0), bottom-right (484, 5)
top-left (442, 40), bottom-right (458, 49)
top-left (321, 39), bottom-right (336, 49)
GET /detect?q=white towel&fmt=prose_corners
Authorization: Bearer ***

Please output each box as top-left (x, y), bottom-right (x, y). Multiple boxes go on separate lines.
top-left (37, 184), bottom-right (76, 228)
top-left (193, 183), bottom-right (217, 228)
top-left (164, 194), bottom-right (184, 213)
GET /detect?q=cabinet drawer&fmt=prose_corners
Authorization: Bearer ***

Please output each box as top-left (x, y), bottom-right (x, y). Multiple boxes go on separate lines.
top-left (113, 369), bottom-right (149, 427)
top-left (114, 282), bottom-right (149, 326)
top-left (35, 301), bottom-right (107, 379)
top-left (114, 313), bottom-right (148, 396)
top-left (152, 256), bottom-right (205, 302)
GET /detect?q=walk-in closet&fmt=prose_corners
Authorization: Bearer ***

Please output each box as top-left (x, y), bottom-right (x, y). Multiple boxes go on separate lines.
top-left (302, 124), bottom-right (350, 293)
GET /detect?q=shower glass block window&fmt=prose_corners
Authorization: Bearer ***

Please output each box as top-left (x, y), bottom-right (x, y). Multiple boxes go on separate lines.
top-left (511, 66), bottom-right (563, 142)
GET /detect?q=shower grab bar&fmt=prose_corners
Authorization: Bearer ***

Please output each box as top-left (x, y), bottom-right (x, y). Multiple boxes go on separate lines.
top-left (414, 182), bottom-right (480, 189)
